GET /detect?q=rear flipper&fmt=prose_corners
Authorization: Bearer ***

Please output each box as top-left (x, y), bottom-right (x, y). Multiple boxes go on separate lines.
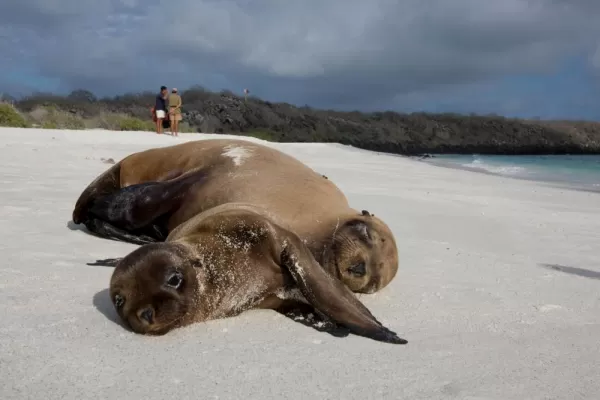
top-left (82, 168), bottom-right (209, 244)
top-left (72, 163), bottom-right (186, 225)
top-left (279, 237), bottom-right (407, 345)
top-left (84, 218), bottom-right (158, 245)
top-left (87, 257), bottom-right (124, 267)
top-left (73, 163), bottom-right (121, 224)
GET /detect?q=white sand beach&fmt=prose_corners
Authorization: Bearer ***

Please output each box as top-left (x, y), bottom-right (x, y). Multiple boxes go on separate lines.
top-left (1, 127), bottom-right (599, 400)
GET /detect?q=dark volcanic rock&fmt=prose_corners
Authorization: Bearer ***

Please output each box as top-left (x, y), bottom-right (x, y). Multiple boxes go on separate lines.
top-left (12, 88), bottom-right (600, 155)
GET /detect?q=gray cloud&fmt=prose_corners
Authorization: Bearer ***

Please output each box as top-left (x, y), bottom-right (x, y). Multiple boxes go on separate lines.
top-left (1, 0), bottom-right (599, 114)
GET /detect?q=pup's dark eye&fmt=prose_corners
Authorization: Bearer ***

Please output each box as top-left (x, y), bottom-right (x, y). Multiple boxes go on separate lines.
top-left (166, 271), bottom-right (183, 289)
top-left (347, 262), bottom-right (366, 277)
top-left (114, 294), bottom-right (125, 308)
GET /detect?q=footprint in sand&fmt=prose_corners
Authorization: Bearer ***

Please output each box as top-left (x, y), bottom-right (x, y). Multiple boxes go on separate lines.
top-left (535, 304), bottom-right (563, 312)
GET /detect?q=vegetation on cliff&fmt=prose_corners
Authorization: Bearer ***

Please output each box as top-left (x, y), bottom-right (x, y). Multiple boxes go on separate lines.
top-left (1, 86), bottom-right (599, 155)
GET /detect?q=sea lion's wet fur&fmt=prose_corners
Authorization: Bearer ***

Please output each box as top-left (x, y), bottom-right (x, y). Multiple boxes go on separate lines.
top-left (73, 139), bottom-right (399, 293)
top-left (106, 204), bottom-right (407, 345)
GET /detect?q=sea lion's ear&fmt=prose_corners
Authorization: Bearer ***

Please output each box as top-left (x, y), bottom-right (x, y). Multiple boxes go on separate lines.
top-left (361, 210), bottom-right (374, 217)
top-left (279, 237), bottom-right (407, 345)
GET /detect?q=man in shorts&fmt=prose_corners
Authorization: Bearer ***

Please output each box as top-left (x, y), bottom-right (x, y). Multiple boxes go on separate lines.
top-left (154, 85), bottom-right (168, 134)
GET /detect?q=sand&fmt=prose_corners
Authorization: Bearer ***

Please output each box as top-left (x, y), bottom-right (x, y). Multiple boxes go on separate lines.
top-left (1, 127), bottom-right (599, 400)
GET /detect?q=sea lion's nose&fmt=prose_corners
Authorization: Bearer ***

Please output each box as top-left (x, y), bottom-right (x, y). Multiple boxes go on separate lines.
top-left (137, 307), bottom-right (154, 324)
top-left (348, 262), bottom-right (366, 277)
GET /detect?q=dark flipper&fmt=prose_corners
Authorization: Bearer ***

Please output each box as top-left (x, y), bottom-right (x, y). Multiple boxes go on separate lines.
top-left (83, 168), bottom-right (209, 244)
top-left (282, 305), bottom-right (351, 338)
top-left (280, 238), bottom-right (407, 345)
top-left (87, 257), bottom-right (123, 267)
top-left (84, 218), bottom-right (158, 245)
top-left (73, 163), bottom-right (121, 224)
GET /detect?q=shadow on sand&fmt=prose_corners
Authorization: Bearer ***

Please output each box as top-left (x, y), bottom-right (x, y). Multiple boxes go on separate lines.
top-left (66, 219), bottom-right (87, 233)
top-left (92, 287), bottom-right (351, 338)
top-left (93, 288), bottom-right (128, 329)
top-left (539, 263), bottom-right (600, 281)
top-left (67, 220), bottom-right (102, 242)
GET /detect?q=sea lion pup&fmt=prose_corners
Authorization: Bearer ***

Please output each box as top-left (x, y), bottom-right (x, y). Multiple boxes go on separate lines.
top-left (105, 203), bottom-right (407, 345)
top-left (72, 139), bottom-right (399, 294)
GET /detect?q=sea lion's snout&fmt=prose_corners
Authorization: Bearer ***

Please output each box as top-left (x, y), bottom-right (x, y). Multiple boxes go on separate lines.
top-left (137, 307), bottom-right (155, 325)
top-left (324, 214), bottom-right (398, 293)
top-left (347, 261), bottom-right (366, 277)
top-left (108, 243), bottom-right (201, 335)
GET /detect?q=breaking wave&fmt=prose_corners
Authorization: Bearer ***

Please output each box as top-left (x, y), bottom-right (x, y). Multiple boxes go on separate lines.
top-left (460, 156), bottom-right (527, 177)
top-left (427, 154), bottom-right (600, 191)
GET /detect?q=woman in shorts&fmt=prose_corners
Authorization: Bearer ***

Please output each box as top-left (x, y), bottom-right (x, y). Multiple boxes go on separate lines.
top-left (168, 88), bottom-right (183, 137)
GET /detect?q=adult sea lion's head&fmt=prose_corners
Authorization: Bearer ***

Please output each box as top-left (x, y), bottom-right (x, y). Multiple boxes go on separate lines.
top-left (109, 243), bottom-right (200, 335)
top-left (323, 210), bottom-right (399, 294)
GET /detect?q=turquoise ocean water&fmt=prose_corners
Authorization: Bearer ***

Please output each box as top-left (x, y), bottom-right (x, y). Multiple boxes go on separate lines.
top-left (425, 155), bottom-right (600, 191)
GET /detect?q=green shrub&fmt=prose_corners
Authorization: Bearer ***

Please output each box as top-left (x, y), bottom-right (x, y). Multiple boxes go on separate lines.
top-left (63, 115), bottom-right (85, 130)
top-left (244, 129), bottom-right (277, 141)
top-left (26, 106), bottom-right (85, 130)
top-left (84, 113), bottom-right (123, 130)
top-left (0, 103), bottom-right (29, 128)
top-left (177, 121), bottom-right (196, 133)
top-left (118, 117), bottom-right (154, 131)
top-left (52, 113), bottom-right (85, 130)
top-left (42, 121), bottom-right (58, 129)
top-left (84, 113), bottom-right (155, 131)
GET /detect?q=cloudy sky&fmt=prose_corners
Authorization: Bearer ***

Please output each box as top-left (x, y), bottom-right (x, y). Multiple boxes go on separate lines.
top-left (1, 0), bottom-right (600, 119)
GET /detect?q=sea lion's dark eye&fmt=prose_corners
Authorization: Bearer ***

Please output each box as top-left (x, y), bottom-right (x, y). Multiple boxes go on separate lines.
top-left (166, 271), bottom-right (183, 289)
top-left (114, 294), bottom-right (125, 308)
top-left (348, 262), bottom-right (366, 277)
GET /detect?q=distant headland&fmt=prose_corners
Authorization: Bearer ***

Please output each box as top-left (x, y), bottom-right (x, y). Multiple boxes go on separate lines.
top-left (1, 86), bottom-right (599, 155)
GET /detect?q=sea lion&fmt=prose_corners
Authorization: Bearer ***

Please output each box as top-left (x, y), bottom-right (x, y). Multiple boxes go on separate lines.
top-left (101, 202), bottom-right (407, 345)
top-left (72, 139), bottom-right (399, 294)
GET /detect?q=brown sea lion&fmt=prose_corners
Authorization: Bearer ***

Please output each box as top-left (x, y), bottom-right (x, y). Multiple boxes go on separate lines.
top-left (101, 202), bottom-right (407, 344)
top-left (72, 139), bottom-right (399, 294)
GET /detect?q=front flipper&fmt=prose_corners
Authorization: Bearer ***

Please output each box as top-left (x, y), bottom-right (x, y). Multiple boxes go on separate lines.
top-left (280, 238), bottom-right (407, 345)
top-left (86, 257), bottom-right (124, 267)
top-left (84, 168), bottom-right (209, 244)
top-left (282, 305), bottom-right (351, 338)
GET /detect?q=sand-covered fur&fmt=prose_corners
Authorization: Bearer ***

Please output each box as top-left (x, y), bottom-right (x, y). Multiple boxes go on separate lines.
top-left (105, 203), bottom-right (407, 344)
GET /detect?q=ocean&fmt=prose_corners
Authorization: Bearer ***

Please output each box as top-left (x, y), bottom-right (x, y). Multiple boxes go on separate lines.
top-left (423, 154), bottom-right (600, 192)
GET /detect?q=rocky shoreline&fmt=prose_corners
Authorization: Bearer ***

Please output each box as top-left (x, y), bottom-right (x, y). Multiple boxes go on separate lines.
top-left (7, 87), bottom-right (600, 155)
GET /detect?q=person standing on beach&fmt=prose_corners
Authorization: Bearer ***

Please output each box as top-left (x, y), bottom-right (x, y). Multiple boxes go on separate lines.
top-left (168, 88), bottom-right (183, 137)
top-left (154, 86), bottom-right (168, 134)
